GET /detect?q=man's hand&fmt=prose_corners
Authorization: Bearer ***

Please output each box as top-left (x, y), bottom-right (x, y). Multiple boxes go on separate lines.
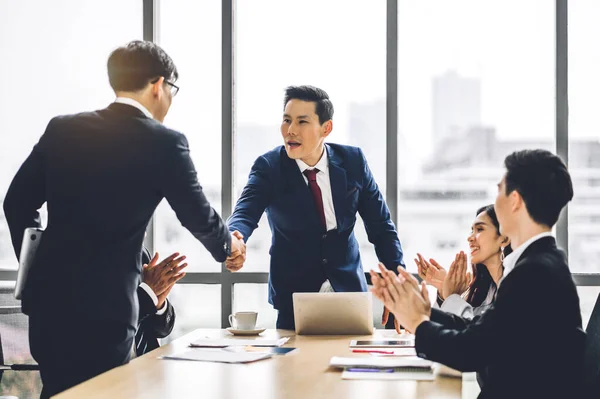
top-left (370, 263), bottom-right (431, 333)
top-left (225, 231), bottom-right (246, 272)
top-left (142, 252), bottom-right (188, 308)
top-left (382, 306), bottom-right (401, 333)
top-left (376, 264), bottom-right (401, 333)
top-left (415, 253), bottom-right (447, 291)
top-left (441, 251), bottom-right (472, 300)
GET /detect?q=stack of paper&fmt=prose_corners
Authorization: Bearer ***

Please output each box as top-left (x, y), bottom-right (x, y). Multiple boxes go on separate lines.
top-left (330, 356), bottom-right (435, 381)
top-left (189, 337), bottom-right (290, 348)
top-left (162, 349), bottom-right (272, 364)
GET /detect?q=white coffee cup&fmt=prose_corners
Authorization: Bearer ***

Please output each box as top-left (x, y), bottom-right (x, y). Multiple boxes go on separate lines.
top-left (229, 311), bottom-right (258, 330)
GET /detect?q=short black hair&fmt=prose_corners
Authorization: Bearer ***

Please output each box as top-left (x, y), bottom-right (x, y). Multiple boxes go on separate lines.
top-left (503, 149), bottom-right (573, 227)
top-left (107, 40), bottom-right (178, 92)
top-left (283, 85), bottom-right (334, 124)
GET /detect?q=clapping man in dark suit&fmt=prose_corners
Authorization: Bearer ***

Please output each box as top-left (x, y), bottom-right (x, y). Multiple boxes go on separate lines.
top-left (371, 149), bottom-right (585, 399)
top-left (3, 41), bottom-right (245, 398)
top-left (227, 86), bottom-right (405, 330)
top-left (135, 250), bottom-right (187, 357)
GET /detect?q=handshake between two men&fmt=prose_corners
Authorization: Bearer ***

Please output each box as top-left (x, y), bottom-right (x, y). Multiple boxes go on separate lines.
top-left (226, 230), bottom-right (246, 272)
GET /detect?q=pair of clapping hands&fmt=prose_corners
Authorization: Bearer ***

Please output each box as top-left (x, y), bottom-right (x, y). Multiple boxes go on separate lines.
top-left (415, 251), bottom-right (472, 301)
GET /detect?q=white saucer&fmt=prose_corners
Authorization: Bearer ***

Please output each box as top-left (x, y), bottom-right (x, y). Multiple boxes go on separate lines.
top-left (226, 327), bottom-right (266, 336)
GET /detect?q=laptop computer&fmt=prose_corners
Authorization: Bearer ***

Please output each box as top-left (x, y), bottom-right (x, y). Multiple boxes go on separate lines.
top-left (14, 227), bottom-right (43, 300)
top-left (293, 292), bottom-right (374, 335)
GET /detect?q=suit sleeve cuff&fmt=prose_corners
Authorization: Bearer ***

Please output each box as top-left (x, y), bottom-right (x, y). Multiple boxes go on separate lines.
top-left (139, 283), bottom-right (159, 308)
top-left (155, 298), bottom-right (168, 315)
top-left (226, 232), bottom-right (232, 257)
top-left (415, 320), bottom-right (443, 360)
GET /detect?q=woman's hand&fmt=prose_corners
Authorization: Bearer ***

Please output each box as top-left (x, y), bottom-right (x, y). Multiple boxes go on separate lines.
top-left (441, 251), bottom-right (472, 300)
top-left (415, 253), bottom-right (447, 291)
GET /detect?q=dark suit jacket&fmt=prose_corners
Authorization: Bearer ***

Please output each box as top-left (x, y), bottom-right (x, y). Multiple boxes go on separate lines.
top-left (135, 248), bottom-right (175, 357)
top-left (415, 237), bottom-right (585, 399)
top-left (135, 285), bottom-right (174, 357)
top-left (3, 103), bottom-right (230, 363)
top-left (228, 144), bottom-right (404, 323)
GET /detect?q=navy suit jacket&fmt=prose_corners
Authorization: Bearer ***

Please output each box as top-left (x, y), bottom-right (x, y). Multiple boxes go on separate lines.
top-left (228, 143), bottom-right (404, 321)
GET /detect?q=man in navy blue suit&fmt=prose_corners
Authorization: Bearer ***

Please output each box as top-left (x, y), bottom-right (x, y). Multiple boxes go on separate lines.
top-left (227, 85), bottom-right (405, 329)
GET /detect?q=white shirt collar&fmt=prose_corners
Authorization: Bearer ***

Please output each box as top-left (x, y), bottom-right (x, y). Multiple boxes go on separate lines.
top-left (114, 97), bottom-right (154, 119)
top-left (502, 231), bottom-right (554, 279)
top-left (296, 147), bottom-right (329, 174)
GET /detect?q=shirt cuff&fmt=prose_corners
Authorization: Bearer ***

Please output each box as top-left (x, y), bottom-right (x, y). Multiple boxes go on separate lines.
top-left (155, 299), bottom-right (168, 315)
top-left (139, 283), bottom-right (159, 307)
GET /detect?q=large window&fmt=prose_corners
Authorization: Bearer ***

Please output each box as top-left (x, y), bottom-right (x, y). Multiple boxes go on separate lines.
top-left (0, 1), bottom-right (142, 396)
top-left (396, 0), bottom-right (555, 272)
top-left (0, 1), bottom-right (598, 346)
top-left (568, 0), bottom-right (600, 273)
top-left (155, 0), bottom-right (222, 273)
top-left (0, 0), bottom-right (142, 269)
top-left (235, 0), bottom-right (387, 274)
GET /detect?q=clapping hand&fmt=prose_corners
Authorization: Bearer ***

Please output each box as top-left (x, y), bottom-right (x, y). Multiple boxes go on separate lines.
top-left (370, 264), bottom-right (432, 333)
top-left (415, 253), bottom-right (447, 291)
top-left (441, 251), bottom-right (472, 300)
top-left (142, 252), bottom-right (188, 309)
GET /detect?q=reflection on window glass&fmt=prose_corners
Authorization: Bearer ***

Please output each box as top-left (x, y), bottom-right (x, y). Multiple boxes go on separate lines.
top-left (568, 0), bottom-right (600, 273)
top-left (397, 0), bottom-right (554, 272)
top-left (0, 0), bottom-right (142, 269)
top-left (236, 0), bottom-right (386, 272)
top-left (155, 0), bottom-right (223, 273)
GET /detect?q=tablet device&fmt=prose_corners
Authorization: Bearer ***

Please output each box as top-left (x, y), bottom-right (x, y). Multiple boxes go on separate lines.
top-left (349, 339), bottom-right (415, 348)
top-left (15, 228), bottom-right (43, 300)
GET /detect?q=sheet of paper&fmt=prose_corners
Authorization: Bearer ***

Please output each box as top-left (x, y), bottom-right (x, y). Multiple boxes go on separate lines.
top-left (189, 337), bottom-right (290, 348)
top-left (330, 356), bottom-right (433, 369)
top-left (161, 349), bottom-right (272, 364)
top-left (341, 368), bottom-right (435, 381)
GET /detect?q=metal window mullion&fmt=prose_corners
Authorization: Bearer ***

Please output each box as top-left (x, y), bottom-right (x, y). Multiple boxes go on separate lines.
top-left (143, 0), bottom-right (159, 254)
top-left (386, 0), bottom-right (399, 225)
top-left (556, 0), bottom-right (569, 256)
top-left (221, 0), bottom-right (235, 328)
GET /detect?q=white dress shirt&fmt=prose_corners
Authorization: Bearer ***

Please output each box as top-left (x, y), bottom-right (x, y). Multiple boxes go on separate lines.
top-left (296, 149), bottom-right (337, 232)
top-left (114, 97), bottom-right (154, 119)
top-left (438, 283), bottom-right (497, 319)
top-left (501, 231), bottom-right (554, 282)
top-left (139, 282), bottom-right (168, 315)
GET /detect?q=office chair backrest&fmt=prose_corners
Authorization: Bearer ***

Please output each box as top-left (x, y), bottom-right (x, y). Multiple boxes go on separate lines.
top-left (584, 292), bottom-right (600, 397)
top-left (0, 282), bottom-right (41, 398)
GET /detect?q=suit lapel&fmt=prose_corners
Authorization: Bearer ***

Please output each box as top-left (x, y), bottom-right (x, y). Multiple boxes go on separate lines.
top-left (326, 144), bottom-right (347, 230)
top-left (279, 147), bottom-right (322, 229)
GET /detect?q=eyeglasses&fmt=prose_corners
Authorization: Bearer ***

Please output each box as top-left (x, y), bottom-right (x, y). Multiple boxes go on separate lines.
top-left (151, 77), bottom-right (180, 97)
top-left (165, 80), bottom-right (180, 97)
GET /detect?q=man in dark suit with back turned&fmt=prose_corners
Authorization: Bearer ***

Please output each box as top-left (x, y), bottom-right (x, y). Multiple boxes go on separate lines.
top-left (3, 41), bottom-right (245, 398)
top-left (371, 149), bottom-right (585, 399)
top-left (227, 86), bottom-right (405, 330)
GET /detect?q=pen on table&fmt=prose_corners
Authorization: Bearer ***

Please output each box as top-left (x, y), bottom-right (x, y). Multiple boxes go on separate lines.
top-left (347, 368), bottom-right (395, 373)
top-left (352, 349), bottom-right (394, 354)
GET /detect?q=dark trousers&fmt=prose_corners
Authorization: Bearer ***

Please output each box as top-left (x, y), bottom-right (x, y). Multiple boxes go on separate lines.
top-left (29, 315), bottom-right (133, 399)
top-left (276, 309), bottom-right (295, 330)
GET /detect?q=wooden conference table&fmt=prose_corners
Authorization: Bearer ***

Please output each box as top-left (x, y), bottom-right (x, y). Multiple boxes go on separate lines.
top-left (54, 329), bottom-right (476, 399)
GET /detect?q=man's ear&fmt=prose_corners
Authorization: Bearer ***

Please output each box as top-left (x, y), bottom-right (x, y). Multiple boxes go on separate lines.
top-left (151, 76), bottom-right (164, 98)
top-left (322, 120), bottom-right (333, 138)
top-left (510, 190), bottom-right (522, 213)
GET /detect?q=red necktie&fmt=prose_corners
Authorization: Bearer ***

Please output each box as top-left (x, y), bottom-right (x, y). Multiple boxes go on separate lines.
top-left (303, 169), bottom-right (327, 230)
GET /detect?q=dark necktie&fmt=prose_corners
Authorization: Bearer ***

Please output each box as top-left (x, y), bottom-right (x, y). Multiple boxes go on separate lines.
top-left (303, 168), bottom-right (327, 230)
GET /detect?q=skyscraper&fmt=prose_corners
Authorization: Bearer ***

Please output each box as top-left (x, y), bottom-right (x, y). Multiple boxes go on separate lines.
top-left (432, 70), bottom-right (481, 147)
